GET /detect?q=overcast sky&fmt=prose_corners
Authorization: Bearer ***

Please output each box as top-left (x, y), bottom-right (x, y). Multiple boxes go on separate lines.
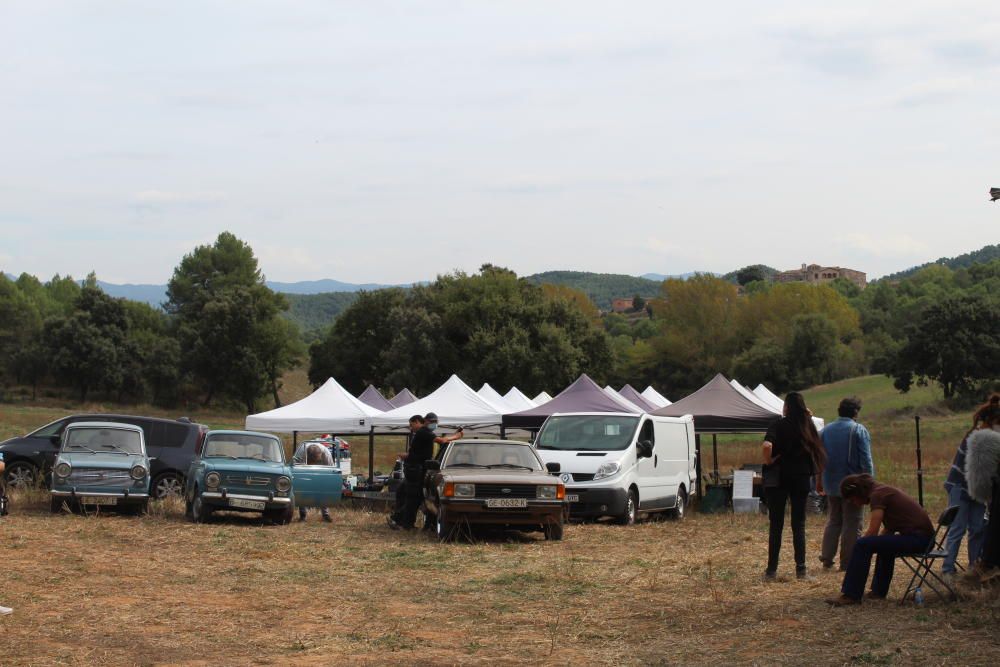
top-left (2, 1), bottom-right (999, 284)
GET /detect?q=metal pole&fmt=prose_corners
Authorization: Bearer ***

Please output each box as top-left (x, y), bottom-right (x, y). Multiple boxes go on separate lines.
top-left (500, 425), bottom-right (506, 440)
top-left (695, 434), bottom-right (702, 501)
top-left (915, 415), bottom-right (924, 507)
top-left (712, 434), bottom-right (719, 482)
top-left (293, 430), bottom-right (298, 448)
top-left (368, 427), bottom-right (375, 487)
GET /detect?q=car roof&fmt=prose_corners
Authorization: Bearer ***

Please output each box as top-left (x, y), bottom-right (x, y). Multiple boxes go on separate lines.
top-left (450, 439), bottom-right (532, 446)
top-left (66, 421), bottom-right (144, 432)
top-left (68, 413), bottom-right (203, 427)
top-left (205, 429), bottom-right (280, 441)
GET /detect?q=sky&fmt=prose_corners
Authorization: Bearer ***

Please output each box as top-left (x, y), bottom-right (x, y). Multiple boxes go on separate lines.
top-left (2, 1), bottom-right (999, 284)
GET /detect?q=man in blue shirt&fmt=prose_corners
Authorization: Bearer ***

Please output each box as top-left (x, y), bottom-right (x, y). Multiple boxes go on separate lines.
top-left (820, 397), bottom-right (874, 570)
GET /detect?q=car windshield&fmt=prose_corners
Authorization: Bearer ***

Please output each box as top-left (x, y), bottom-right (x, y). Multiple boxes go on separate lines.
top-left (203, 434), bottom-right (283, 462)
top-left (535, 415), bottom-right (640, 451)
top-left (64, 427), bottom-right (144, 455)
top-left (443, 443), bottom-right (542, 470)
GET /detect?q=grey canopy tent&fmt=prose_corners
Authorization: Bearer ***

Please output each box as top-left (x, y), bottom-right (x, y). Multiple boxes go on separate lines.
top-left (651, 373), bottom-right (781, 498)
top-left (388, 388), bottom-right (418, 409)
top-left (618, 384), bottom-right (660, 412)
top-left (502, 374), bottom-right (640, 430)
top-left (357, 385), bottom-right (394, 412)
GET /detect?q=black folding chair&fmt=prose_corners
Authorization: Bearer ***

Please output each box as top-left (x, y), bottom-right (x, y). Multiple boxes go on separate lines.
top-left (899, 505), bottom-right (960, 604)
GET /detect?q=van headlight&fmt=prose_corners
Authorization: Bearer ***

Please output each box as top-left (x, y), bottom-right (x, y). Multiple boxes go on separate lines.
top-left (454, 483), bottom-right (475, 498)
top-left (593, 461), bottom-right (621, 481)
top-left (205, 472), bottom-right (221, 488)
top-left (537, 485), bottom-right (557, 499)
top-left (130, 464), bottom-right (147, 480)
top-left (55, 461), bottom-right (72, 479)
top-left (276, 476), bottom-right (292, 493)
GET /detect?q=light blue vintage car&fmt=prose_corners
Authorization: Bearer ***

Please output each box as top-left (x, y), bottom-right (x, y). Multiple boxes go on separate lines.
top-left (184, 430), bottom-right (343, 524)
top-left (49, 421), bottom-right (152, 514)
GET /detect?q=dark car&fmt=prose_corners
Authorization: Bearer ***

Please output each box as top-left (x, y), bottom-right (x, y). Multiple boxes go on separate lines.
top-left (0, 414), bottom-right (207, 499)
top-left (423, 439), bottom-right (566, 541)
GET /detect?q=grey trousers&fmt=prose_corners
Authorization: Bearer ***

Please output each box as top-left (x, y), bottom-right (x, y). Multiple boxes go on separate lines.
top-left (821, 496), bottom-right (863, 569)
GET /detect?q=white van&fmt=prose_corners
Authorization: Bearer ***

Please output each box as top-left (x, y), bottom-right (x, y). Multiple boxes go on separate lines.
top-left (533, 412), bottom-right (696, 524)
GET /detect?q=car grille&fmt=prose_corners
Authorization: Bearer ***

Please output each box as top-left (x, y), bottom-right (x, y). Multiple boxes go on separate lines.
top-left (474, 484), bottom-right (536, 499)
top-left (223, 474), bottom-right (273, 488)
top-left (570, 473), bottom-right (595, 482)
top-left (67, 468), bottom-right (134, 488)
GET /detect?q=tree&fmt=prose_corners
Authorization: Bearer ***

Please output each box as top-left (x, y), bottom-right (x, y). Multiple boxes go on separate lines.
top-left (735, 265), bottom-right (770, 286)
top-left (632, 294), bottom-right (646, 311)
top-left (785, 314), bottom-right (839, 387)
top-left (257, 317), bottom-right (306, 408)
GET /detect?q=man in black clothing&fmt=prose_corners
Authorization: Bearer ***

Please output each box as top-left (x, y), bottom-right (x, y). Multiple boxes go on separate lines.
top-left (388, 412), bottom-right (463, 530)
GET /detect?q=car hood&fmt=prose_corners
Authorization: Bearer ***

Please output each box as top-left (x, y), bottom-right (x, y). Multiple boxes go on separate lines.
top-left (58, 452), bottom-right (146, 470)
top-left (438, 469), bottom-right (560, 485)
top-left (202, 459), bottom-right (289, 475)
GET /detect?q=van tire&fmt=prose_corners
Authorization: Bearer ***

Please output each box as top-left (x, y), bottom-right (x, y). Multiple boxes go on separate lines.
top-left (616, 488), bottom-right (638, 526)
top-left (6, 461), bottom-right (39, 488)
top-left (152, 472), bottom-right (184, 499)
top-left (668, 488), bottom-right (687, 520)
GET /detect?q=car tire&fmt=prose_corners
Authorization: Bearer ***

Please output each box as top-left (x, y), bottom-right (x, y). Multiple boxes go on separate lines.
top-left (436, 513), bottom-right (454, 542)
top-left (151, 472), bottom-right (184, 500)
top-left (190, 494), bottom-right (212, 523)
top-left (668, 488), bottom-right (687, 521)
top-left (50, 496), bottom-right (65, 514)
top-left (6, 461), bottom-right (39, 488)
top-left (265, 504), bottom-right (293, 525)
top-left (615, 488), bottom-right (638, 526)
top-left (544, 520), bottom-right (564, 541)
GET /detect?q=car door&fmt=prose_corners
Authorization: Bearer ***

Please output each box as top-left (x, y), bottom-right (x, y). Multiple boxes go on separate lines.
top-left (290, 463), bottom-right (343, 508)
top-left (635, 419), bottom-right (667, 509)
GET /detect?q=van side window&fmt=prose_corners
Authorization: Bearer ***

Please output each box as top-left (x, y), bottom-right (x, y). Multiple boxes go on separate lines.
top-left (639, 420), bottom-right (654, 445)
top-left (32, 419), bottom-right (71, 438)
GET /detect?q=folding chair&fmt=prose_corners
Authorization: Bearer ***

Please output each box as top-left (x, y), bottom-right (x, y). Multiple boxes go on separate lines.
top-left (898, 505), bottom-right (961, 604)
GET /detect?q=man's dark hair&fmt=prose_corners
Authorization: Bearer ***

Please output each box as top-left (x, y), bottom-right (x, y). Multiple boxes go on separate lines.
top-left (424, 412), bottom-right (439, 423)
top-left (408, 415), bottom-right (424, 424)
top-left (840, 473), bottom-right (875, 501)
top-left (838, 397), bottom-right (862, 418)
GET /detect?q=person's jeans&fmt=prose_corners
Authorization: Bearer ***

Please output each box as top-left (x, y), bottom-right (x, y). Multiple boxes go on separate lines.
top-left (821, 496), bottom-right (863, 569)
top-left (841, 533), bottom-right (931, 600)
top-left (765, 476), bottom-right (811, 574)
top-left (942, 485), bottom-right (986, 573)
top-left (299, 506), bottom-right (331, 520)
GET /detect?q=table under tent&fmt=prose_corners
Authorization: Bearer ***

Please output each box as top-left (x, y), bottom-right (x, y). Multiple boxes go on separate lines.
top-left (650, 374), bottom-right (781, 510)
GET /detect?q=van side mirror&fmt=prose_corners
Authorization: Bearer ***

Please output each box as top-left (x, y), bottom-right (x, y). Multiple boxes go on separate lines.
top-left (424, 460), bottom-right (441, 471)
top-left (637, 440), bottom-right (653, 458)
top-left (545, 462), bottom-right (561, 474)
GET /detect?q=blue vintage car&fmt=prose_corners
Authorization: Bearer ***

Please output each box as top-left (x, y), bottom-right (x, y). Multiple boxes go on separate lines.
top-left (184, 430), bottom-right (343, 524)
top-left (49, 421), bottom-right (152, 514)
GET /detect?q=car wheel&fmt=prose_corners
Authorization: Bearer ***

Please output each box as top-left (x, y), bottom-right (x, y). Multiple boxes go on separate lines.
top-left (50, 496), bottom-right (65, 514)
top-left (265, 504), bottom-right (293, 525)
top-left (436, 513), bottom-right (454, 542)
top-left (668, 488), bottom-right (687, 521)
top-left (544, 520), bottom-right (564, 541)
top-left (615, 488), bottom-right (638, 526)
top-left (190, 494), bottom-right (212, 523)
top-left (152, 472), bottom-right (184, 499)
top-left (6, 461), bottom-right (39, 488)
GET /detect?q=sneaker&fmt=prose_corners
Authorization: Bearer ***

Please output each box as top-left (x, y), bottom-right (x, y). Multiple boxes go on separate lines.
top-left (825, 594), bottom-right (861, 607)
top-left (819, 557), bottom-right (834, 570)
top-left (0, 606), bottom-right (11, 615)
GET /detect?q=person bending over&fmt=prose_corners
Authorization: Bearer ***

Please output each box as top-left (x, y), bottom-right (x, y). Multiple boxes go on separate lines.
top-left (826, 474), bottom-right (933, 606)
top-left (292, 441), bottom-right (334, 522)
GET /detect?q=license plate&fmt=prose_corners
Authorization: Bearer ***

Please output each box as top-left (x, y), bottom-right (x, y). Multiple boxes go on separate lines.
top-left (566, 494), bottom-right (579, 503)
top-left (486, 498), bottom-right (527, 509)
top-left (80, 496), bottom-right (117, 506)
top-left (230, 498), bottom-right (266, 511)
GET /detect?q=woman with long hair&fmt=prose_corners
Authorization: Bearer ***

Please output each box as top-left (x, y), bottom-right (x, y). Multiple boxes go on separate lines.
top-left (962, 394), bottom-right (1000, 582)
top-left (762, 392), bottom-right (827, 580)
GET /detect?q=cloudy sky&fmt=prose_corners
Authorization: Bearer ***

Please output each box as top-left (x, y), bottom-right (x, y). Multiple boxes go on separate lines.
top-left (3, 1), bottom-right (999, 284)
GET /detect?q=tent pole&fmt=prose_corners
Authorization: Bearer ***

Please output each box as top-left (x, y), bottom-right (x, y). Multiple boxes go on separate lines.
top-left (695, 434), bottom-right (702, 501)
top-left (915, 415), bottom-right (924, 507)
top-left (368, 427), bottom-right (375, 485)
top-left (500, 425), bottom-right (506, 440)
top-left (293, 431), bottom-right (298, 449)
top-left (712, 434), bottom-right (719, 482)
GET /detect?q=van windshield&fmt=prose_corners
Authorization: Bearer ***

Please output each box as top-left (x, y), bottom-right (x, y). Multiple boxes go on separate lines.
top-left (535, 415), bottom-right (640, 451)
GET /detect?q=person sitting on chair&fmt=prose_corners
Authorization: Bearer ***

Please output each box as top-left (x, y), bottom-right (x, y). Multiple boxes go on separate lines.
top-left (826, 474), bottom-right (934, 606)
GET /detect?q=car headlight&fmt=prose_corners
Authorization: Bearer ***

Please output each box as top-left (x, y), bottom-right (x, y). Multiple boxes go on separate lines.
top-left (537, 485), bottom-right (557, 499)
top-left (205, 472), bottom-right (221, 488)
top-left (130, 464), bottom-right (147, 480)
top-left (54, 461), bottom-right (72, 478)
top-left (593, 461), bottom-right (621, 481)
top-left (276, 476), bottom-right (292, 493)
top-left (454, 483), bottom-right (475, 498)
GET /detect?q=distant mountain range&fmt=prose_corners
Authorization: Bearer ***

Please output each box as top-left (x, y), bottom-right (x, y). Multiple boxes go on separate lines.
top-left (879, 243), bottom-right (1000, 282)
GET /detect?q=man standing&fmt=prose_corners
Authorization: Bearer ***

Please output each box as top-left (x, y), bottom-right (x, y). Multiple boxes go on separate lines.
top-left (391, 415), bottom-right (425, 518)
top-left (820, 397), bottom-right (874, 570)
top-left (388, 412), bottom-right (463, 531)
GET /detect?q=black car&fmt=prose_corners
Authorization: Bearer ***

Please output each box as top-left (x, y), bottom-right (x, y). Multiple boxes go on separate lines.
top-left (0, 414), bottom-right (207, 499)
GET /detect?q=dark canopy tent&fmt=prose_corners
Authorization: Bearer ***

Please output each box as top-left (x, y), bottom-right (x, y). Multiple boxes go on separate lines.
top-left (388, 388), bottom-right (418, 409)
top-left (618, 384), bottom-right (660, 412)
top-left (357, 385), bottom-right (394, 412)
top-left (651, 373), bottom-right (781, 498)
top-left (502, 374), bottom-right (640, 430)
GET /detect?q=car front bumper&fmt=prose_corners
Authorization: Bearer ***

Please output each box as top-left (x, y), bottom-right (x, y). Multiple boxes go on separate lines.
top-left (439, 499), bottom-right (565, 526)
top-left (200, 491), bottom-right (291, 510)
top-left (51, 489), bottom-right (150, 504)
top-left (563, 487), bottom-right (627, 518)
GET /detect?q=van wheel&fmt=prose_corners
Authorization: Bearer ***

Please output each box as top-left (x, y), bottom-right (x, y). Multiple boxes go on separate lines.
top-left (6, 462), bottom-right (39, 488)
top-left (668, 488), bottom-right (687, 520)
top-left (544, 520), bottom-right (564, 541)
top-left (616, 489), bottom-right (638, 526)
top-left (152, 472), bottom-right (184, 499)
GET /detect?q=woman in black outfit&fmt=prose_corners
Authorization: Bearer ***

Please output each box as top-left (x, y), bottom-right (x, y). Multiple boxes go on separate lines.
top-left (762, 392), bottom-right (826, 580)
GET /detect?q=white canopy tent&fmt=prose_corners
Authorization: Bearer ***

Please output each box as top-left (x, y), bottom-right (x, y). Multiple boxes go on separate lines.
top-left (641, 386), bottom-right (672, 408)
top-left (245, 377), bottom-right (383, 433)
top-left (532, 391), bottom-right (553, 405)
top-left (733, 380), bottom-right (825, 430)
top-left (603, 385), bottom-right (647, 413)
top-left (503, 387), bottom-right (537, 411)
top-left (752, 384), bottom-right (785, 413)
top-left (373, 375), bottom-right (504, 430)
top-left (477, 383), bottom-right (515, 412)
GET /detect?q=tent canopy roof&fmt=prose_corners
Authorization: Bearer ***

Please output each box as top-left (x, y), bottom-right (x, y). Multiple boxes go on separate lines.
top-left (752, 384), bottom-right (785, 412)
top-left (477, 383), bottom-right (514, 412)
top-left (503, 374), bottom-right (639, 429)
top-left (503, 387), bottom-right (537, 411)
top-left (641, 386), bottom-right (671, 408)
top-left (373, 375), bottom-right (503, 428)
top-left (532, 391), bottom-right (553, 405)
top-left (388, 388), bottom-right (418, 409)
top-left (245, 377), bottom-right (382, 433)
top-left (650, 373), bottom-right (780, 433)
top-left (357, 385), bottom-right (394, 412)
top-left (619, 384), bottom-right (660, 412)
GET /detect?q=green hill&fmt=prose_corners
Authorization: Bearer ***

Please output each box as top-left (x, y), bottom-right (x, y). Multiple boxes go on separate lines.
top-left (525, 271), bottom-right (662, 310)
top-left (880, 243), bottom-right (1000, 282)
top-left (281, 292), bottom-right (359, 336)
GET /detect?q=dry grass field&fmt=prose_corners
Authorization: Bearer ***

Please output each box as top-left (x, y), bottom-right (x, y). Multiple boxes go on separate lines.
top-left (1, 374), bottom-right (999, 666)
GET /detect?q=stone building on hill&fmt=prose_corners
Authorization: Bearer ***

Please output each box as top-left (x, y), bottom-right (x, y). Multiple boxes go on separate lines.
top-left (775, 263), bottom-right (867, 289)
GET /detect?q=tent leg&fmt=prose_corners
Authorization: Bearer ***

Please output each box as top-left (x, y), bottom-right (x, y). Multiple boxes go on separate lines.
top-left (712, 434), bottom-right (719, 483)
top-left (500, 425), bottom-right (506, 440)
top-left (293, 431), bottom-right (298, 449)
top-left (368, 427), bottom-right (375, 485)
top-left (695, 434), bottom-right (702, 502)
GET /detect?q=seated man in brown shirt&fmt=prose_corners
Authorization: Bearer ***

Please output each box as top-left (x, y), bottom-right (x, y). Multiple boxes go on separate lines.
top-left (827, 474), bottom-right (934, 605)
